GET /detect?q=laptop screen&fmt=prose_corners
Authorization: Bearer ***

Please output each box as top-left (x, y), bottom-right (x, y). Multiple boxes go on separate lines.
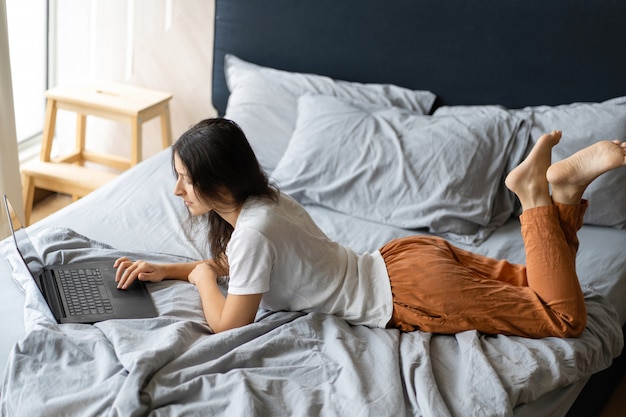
top-left (3, 194), bottom-right (46, 280)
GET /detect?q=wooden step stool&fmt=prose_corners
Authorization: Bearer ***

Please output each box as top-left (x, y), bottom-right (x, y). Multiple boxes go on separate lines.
top-left (21, 82), bottom-right (173, 225)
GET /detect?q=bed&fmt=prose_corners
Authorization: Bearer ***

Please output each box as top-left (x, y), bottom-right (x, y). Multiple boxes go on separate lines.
top-left (2, 1), bottom-right (626, 416)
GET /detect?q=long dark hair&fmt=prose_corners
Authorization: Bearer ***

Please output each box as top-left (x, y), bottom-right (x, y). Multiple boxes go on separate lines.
top-left (172, 118), bottom-right (278, 271)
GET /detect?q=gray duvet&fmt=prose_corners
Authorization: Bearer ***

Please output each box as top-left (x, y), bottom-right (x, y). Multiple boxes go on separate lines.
top-left (0, 228), bottom-right (622, 417)
top-left (1, 149), bottom-right (624, 417)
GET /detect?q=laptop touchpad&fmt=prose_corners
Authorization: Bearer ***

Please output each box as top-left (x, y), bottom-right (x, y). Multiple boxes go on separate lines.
top-left (108, 280), bottom-right (147, 299)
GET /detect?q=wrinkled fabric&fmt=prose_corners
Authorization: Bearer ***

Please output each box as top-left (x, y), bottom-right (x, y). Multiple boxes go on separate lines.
top-left (0, 228), bottom-right (622, 417)
top-left (384, 203), bottom-right (587, 338)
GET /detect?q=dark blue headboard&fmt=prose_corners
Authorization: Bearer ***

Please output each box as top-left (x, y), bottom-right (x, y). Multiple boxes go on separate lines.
top-left (212, 0), bottom-right (626, 116)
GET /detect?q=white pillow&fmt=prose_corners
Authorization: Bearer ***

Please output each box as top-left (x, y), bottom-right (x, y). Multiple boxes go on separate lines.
top-left (272, 95), bottom-right (529, 245)
top-left (223, 54), bottom-right (437, 172)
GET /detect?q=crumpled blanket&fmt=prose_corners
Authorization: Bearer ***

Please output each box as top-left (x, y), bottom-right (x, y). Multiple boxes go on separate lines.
top-left (1, 228), bottom-right (623, 417)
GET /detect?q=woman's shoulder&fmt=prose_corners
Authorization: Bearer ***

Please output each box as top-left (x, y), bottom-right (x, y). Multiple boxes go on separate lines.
top-left (239, 192), bottom-right (310, 230)
top-left (244, 191), bottom-right (300, 212)
top-left (238, 193), bottom-right (281, 224)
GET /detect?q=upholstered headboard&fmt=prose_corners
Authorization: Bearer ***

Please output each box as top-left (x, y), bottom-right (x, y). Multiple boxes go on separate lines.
top-left (212, 0), bottom-right (626, 115)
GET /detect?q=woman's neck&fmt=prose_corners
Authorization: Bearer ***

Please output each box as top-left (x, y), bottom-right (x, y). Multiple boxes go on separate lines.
top-left (215, 204), bottom-right (242, 228)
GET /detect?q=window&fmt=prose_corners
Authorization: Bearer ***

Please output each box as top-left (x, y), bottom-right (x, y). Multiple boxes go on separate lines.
top-left (6, 0), bottom-right (47, 144)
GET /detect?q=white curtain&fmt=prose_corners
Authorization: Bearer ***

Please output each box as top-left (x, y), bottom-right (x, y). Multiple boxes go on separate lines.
top-left (0, 0), bottom-right (24, 237)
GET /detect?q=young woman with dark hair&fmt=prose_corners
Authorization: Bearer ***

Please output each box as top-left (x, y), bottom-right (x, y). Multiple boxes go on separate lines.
top-left (166, 118), bottom-right (278, 275)
top-left (114, 118), bottom-right (626, 337)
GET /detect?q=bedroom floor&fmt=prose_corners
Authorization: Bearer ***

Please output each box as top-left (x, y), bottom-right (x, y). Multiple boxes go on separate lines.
top-left (30, 193), bottom-right (626, 417)
top-left (29, 193), bottom-right (75, 224)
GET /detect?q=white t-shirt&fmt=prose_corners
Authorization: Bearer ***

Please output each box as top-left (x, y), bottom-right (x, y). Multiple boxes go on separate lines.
top-left (226, 193), bottom-right (393, 328)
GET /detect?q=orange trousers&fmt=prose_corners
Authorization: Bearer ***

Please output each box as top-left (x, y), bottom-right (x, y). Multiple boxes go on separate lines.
top-left (380, 202), bottom-right (588, 338)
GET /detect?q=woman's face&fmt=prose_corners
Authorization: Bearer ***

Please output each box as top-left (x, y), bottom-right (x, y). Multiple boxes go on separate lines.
top-left (173, 154), bottom-right (212, 216)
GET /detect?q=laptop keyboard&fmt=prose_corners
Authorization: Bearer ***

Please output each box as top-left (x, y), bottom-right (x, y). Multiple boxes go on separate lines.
top-left (58, 268), bottom-right (114, 316)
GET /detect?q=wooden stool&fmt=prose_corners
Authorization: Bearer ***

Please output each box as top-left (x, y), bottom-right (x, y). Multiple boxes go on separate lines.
top-left (21, 82), bottom-right (173, 225)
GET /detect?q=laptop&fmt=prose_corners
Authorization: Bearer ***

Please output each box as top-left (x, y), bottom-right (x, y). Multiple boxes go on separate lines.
top-left (3, 194), bottom-right (158, 324)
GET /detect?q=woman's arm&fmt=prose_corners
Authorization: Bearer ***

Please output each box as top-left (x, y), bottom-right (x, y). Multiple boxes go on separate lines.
top-left (114, 257), bottom-right (205, 289)
top-left (189, 262), bottom-right (262, 333)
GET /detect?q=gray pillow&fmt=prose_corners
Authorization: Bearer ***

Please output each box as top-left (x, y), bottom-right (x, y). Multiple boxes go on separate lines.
top-left (272, 95), bottom-right (529, 244)
top-left (514, 100), bottom-right (626, 228)
top-left (224, 54), bottom-right (437, 172)
top-left (436, 99), bottom-right (626, 228)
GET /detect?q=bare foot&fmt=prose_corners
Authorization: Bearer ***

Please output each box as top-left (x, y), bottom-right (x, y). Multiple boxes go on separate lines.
top-left (505, 130), bottom-right (562, 211)
top-left (547, 139), bottom-right (626, 205)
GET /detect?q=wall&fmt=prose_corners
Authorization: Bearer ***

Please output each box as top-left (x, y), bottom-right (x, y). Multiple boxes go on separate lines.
top-left (0, 0), bottom-right (24, 235)
top-left (51, 0), bottom-right (216, 162)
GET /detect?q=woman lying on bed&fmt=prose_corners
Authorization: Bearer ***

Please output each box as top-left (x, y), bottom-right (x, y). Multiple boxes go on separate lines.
top-left (114, 118), bottom-right (626, 338)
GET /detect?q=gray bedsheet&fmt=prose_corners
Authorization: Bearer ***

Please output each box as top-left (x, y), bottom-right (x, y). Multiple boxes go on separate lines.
top-left (0, 228), bottom-right (622, 417)
top-left (1, 149), bottom-right (624, 417)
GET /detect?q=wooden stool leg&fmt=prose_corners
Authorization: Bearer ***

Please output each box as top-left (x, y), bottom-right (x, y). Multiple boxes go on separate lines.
top-left (160, 104), bottom-right (172, 148)
top-left (131, 118), bottom-right (142, 166)
top-left (22, 173), bottom-right (35, 226)
top-left (40, 98), bottom-right (58, 162)
top-left (75, 113), bottom-right (87, 165)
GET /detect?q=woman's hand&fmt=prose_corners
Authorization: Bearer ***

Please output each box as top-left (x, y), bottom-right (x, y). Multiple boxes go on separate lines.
top-left (188, 262), bottom-right (218, 286)
top-left (114, 257), bottom-right (167, 289)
